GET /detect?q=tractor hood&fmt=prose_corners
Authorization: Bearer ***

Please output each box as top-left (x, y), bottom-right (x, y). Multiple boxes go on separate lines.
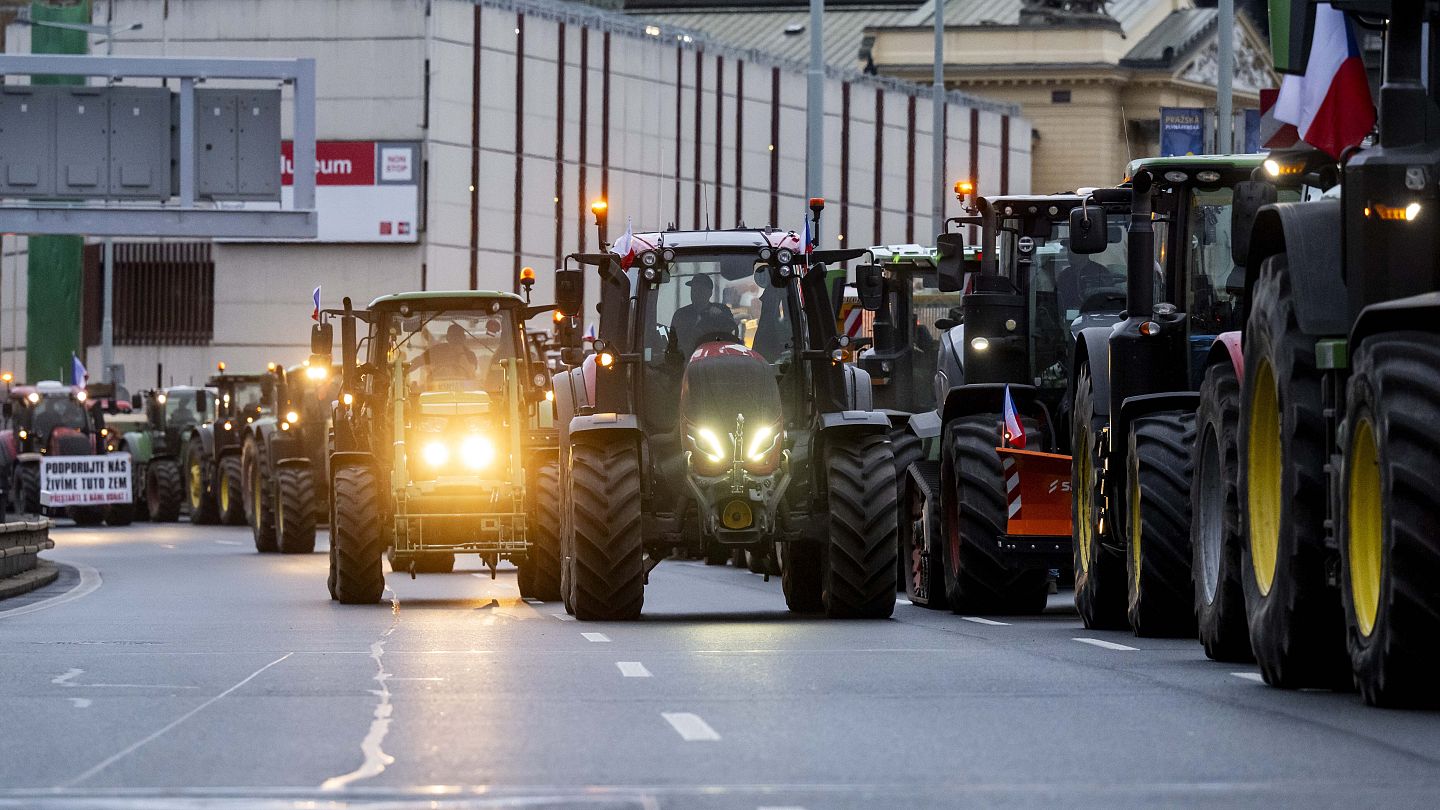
top-left (680, 342), bottom-right (782, 437)
top-left (417, 390), bottom-right (492, 417)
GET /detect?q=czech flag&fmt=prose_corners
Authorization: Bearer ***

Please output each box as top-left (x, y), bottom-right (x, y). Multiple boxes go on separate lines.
top-left (311, 286), bottom-right (321, 322)
top-left (614, 217), bottom-right (637, 270)
top-left (1272, 6), bottom-right (1375, 159)
top-left (71, 354), bottom-right (88, 387)
top-left (1002, 384), bottom-right (1026, 449)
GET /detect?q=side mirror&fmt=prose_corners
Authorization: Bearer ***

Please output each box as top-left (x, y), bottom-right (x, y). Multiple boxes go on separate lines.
top-left (131, 393), bottom-right (143, 409)
top-left (855, 265), bottom-right (885, 312)
top-left (1231, 180), bottom-right (1278, 266)
top-left (934, 317), bottom-right (959, 331)
top-left (935, 232), bottom-right (967, 292)
top-left (560, 347), bottom-right (585, 366)
top-left (311, 322), bottom-right (333, 358)
top-left (1, 402), bottom-right (11, 419)
top-left (195, 390), bottom-right (211, 414)
top-left (1068, 204), bottom-right (1108, 254)
top-left (555, 268), bottom-right (584, 318)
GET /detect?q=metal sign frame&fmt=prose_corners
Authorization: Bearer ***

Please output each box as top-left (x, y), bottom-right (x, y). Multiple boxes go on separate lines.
top-left (0, 54), bottom-right (316, 238)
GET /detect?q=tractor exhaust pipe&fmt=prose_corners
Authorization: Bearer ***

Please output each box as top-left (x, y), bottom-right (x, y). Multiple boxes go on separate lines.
top-left (1127, 170), bottom-right (1155, 317)
top-left (340, 296), bottom-right (357, 392)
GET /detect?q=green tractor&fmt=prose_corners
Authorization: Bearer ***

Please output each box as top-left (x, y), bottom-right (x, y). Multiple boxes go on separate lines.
top-left (240, 361), bottom-right (339, 554)
top-left (315, 289), bottom-right (561, 603)
top-left (114, 386), bottom-right (217, 523)
top-left (185, 368), bottom-right (274, 527)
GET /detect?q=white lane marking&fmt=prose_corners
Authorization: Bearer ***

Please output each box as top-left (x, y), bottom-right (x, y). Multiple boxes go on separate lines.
top-left (1231, 671), bottom-right (1265, 683)
top-left (68, 697), bottom-right (92, 709)
top-left (161, 544), bottom-right (176, 549)
top-left (52, 668), bottom-right (84, 686)
top-left (214, 540), bottom-right (242, 546)
top-left (895, 598), bottom-right (912, 606)
top-left (387, 677), bottom-right (444, 682)
top-left (958, 616), bottom-right (1010, 626)
top-left (662, 712), bottom-right (720, 741)
top-left (1073, 637), bottom-right (1139, 651)
top-left (522, 597), bottom-right (543, 605)
top-left (581, 632), bottom-right (611, 643)
top-left (616, 661), bottom-right (652, 678)
top-left (320, 625), bottom-right (398, 791)
top-left (66, 653), bottom-right (292, 786)
top-left (552, 613), bottom-right (576, 622)
top-left (0, 560), bottom-right (101, 620)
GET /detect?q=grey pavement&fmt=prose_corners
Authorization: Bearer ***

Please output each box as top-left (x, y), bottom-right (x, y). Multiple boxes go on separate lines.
top-left (2, 521), bottom-right (1438, 809)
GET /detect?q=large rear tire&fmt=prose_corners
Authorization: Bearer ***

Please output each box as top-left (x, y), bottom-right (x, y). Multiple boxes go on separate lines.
top-left (1339, 334), bottom-right (1440, 707)
top-left (276, 464), bottom-right (318, 554)
top-left (187, 439), bottom-right (220, 525)
top-left (569, 439), bottom-right (645, 621)
top-left (68, 506), bottom-right (105, 526)
top-left (519, 460), bottom-right (563, 601)
top-left (942, 414), bottom-right (1048, 615)
top-left (890, 426), bottom-right (924, 589)
top-left (218, 455), bottom-right (246, 526)
top-left (145, 458), bottom-right (184, 523)
top-left (1072, 364), bottom-right (1127, 628)
top-left (823, 432), bottom-right (898, 619)
top-left (1192, 361), bottom-right (1253, 661)
top-left (781, 541), bottom-right (824, 613)
top-left (13, 461), bottom-right (39, 515)
top-left (332, 465), bottom-right (387, 604)
top-left (1240, 254), bottom-right (1349, 689)
top-left (242, 439), bottom-right (278, 553)
top-left (1125, 411), bottom-right (1197, 637)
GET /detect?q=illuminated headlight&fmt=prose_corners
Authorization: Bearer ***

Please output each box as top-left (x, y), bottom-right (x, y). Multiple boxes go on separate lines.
top-left (75, 391), bottom-right (87, 402)
top-left (460, 435), bottom-right (496, 470)
top-left (305, 366), bottom-right (328, 380)
top-left (285, 410), bottom-right (300, 424)
top-left (747, 425), bottom-right (778, 462)
top-left (26, 392), bottom-right (39, 404)
top-left (693, 427), bottom-right (728, 463)
top-left (422, 441), bottom-right (449, 466)
top-left (157, 393), bottom-right (167, 404)
top-left (971, 336), bottom-right (990, 351)
top-left (1406, 202), bottom-right (1422, 221)
top-left (223, 421), bottom-right (233, 431)
top-left (1263, 158), bottom-right (1281, 177)
top-left (18, 429), bottom-right (27, 440)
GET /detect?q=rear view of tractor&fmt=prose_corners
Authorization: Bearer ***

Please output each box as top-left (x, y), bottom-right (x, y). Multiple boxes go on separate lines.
top-left (0, 381), bottom-right (117, 524)
top-left (317, 289), bottom-right (560, 603)
top-left (241, 362), bottom-right (339, 554)
top-left (551, 212), bottom-right (898, 621)
top-left (114, 386), bottom-right (218, 523)
top-left (188, 369), bottom-right (274, 527)
top-left (902, 190), bottom-right (1130, 612)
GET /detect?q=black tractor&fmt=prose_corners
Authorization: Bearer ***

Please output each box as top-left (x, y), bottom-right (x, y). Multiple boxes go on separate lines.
top-left (186, 368), bottom-right (274, 527)
top-left (113, 386), bottom-right (217, 523)
top-left (240, 362), bottom-right (339, 554)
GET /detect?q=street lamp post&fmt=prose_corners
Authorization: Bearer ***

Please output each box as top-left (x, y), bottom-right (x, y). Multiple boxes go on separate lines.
top-left (806, 0), bottom-right (823, 212)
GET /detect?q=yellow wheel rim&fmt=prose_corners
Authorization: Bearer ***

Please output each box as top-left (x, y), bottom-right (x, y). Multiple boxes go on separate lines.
top-left (219, 473), bottom-right (231, 513)
top-left (1130, 463), bottom-right (1142, 591)
top-left (1247, 358), bottom-right (1282, 596)
top-left (189, 460), bottom-right (203, 509)
top-left (1076, 423), bottom-right (1095, 572)
top-left (1347, 418), bottom-right (1383, 637)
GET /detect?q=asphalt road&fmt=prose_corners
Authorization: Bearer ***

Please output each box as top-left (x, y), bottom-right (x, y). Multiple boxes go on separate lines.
top-left (2, 522), bottom-right (1439, 809)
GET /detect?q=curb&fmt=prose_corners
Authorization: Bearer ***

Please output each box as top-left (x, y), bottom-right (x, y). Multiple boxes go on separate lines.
top-left (0, 560), bottom-right (60, 601)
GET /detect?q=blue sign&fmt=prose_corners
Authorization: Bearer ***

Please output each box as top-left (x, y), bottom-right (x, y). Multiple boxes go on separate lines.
top-left (1160, 107), bottom-right (1206, 157)
top-left (1243, 109), bottom-right (1262, 153)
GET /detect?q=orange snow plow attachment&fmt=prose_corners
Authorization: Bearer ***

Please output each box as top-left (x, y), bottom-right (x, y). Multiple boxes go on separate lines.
top-left (996, 447), bottom-right (1071, 538)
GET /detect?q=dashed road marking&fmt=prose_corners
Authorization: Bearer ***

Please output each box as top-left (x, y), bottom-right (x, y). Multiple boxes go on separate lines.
top-left (68, 698), bottom-right (92, 709)
top-left (616, 661), bottom-right (651, 678)
top-left (551, 613), bottom-right (576, 622)
top-left (215, 540), bottom-right (242, 546)
top-left (1073, 637), bottom-right (1138, 651)
top-left (522, 597), bottom-right (544, 605)
top-left (896, 598), bottom-right (912, 606)
top-left (662, 712), bottom-right (720, 741)
top-left (53, 668), bottom-right (83, 686)
top-left (581, 632), bottom-right (610, 643)
top-left (958, 616), bottom-right (1010, 626)
top-left (1231, 672), bottom-right (1265, 683)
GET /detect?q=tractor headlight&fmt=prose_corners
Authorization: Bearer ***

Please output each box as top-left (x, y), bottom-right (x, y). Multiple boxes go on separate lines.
top-left (460, 435), bottom-right (496, 470)
top-left (305, 365), bottom-right (328, 380)
top-left (422, 440), bottom-right (449, 466)
top-left (693, 427), bottom-right (728, 463)
top-left (746, 425), bottom-right (777, 462)
top-left (285, 410), bottom-right (300, 424)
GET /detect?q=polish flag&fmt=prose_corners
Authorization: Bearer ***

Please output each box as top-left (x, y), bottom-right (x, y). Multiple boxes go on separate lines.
top-left (614, 217), bottom-right (637, 270)
top-left (1002, 384), bottom-right (1026, 449)
top-left (1272, 6), bottom-right (1375, 159)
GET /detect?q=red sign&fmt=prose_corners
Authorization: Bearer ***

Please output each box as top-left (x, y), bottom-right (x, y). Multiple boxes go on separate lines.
top-left (281, 141), bottom-right (376, 186)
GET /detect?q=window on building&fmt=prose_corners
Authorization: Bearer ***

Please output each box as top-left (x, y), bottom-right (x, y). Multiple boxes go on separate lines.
top-left (1051, 90), bottom-right (1071, 104)
top-left (84, 243), bottom-right (215, 347)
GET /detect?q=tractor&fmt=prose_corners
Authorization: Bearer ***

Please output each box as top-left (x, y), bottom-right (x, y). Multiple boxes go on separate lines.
top-left (1229, 0), bottom-right (1440, 707)
top-left (0, 381), bottom-right (118, 525)
top-left (898, 190), bottom-right (1131, 612)
top-left (1068, 154), bottom-right (1302, 638)
top-left (240, 361), bottom-right (339, 554)
top-left (113, 386), bottom-right (217, 523)
top-left (550, 212), bottom-right (898, 621)
top-left (186, 368), bottom-right (274, 527)
top-left (315, 287), bottom-right (561, 603)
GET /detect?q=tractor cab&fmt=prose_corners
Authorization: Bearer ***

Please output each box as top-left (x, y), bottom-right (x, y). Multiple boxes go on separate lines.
top-left (134, 387), bottom-right (217, 454)
top-left (4, 381), bottom-right (98, 457)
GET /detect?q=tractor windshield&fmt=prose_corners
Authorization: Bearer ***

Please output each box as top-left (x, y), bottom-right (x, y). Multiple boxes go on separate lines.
top-left (1186, 186), bottom-right (1300, 336)
top-left (389, 308), bottom-right (521, 394)
top-left (32, 393), bottom-right (89, 436)
top-left (225, 381), bottom-right (271, 419)
top-left (647, 256), bottom-right (794, 363)
top-left (164, 390), bottom-right (214, 428)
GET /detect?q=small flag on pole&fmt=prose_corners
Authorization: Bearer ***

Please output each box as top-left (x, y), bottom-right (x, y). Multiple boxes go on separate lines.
top-left (71, 354), bottom-right (88, 388)
top-left (615, 217), bottom-right (637, 270)
top-left (1002, 384), bottom-right (1026, 449)
top-left (311, 286), bottom-right (322, 321)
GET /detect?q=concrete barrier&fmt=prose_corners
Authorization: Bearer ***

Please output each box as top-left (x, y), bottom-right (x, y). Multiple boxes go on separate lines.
top-left (0, 519), bottom-right (55, 580)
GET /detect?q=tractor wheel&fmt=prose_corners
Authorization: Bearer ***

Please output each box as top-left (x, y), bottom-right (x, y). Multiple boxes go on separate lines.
top-left (332, 465), bottom-right (387, 604)
top-left (823, 432), bottom-right (898, 619)
top-left (703, 547), bottom-right (728, 565)
top-left (388, 550), bottom-right (456, 574)
top-left (518, 460), bottom-right (562, 601)
top-left (569, 439), bottom-right (645, 620)
top-left (1072, 363), bottom-right (1127, 629)
top-left (559, 462), bottom-right (576, 615)
top-left (1192, 362), bottom-right (1253, 662)
top-left (1125, 411), bottom-right (1197, 637)
top-left (145, 458), bottom-right (184, 523)
top-left (218, 455), bottom-right (246, 526)
top-left (68, 506), bottom-right (105, 526)
top-left (941, 415), bottom-right (1048, 615)
top-left (186, 439), bottom-right (220, 525)
top-left (276, 465), bottom-right (318, 554)
top-left (328, 493), bottom-right (339, 601)
top-left (1339, 334), bottom-right (1440, 707)
top-left (781, 541), bottom-right (824, 613)
top-left (14, 461), bottom-right (39, 516)
top-left (890, 426), bottom-right (924, 590)
top-left (899, 466), bottom-right (947, 609)
top-left (104, 502), bottom-right (133, 527)
top-left (243, 439), bottom-right (278, 553)
top-left (1240, 253), bottom-right (1349, 689)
